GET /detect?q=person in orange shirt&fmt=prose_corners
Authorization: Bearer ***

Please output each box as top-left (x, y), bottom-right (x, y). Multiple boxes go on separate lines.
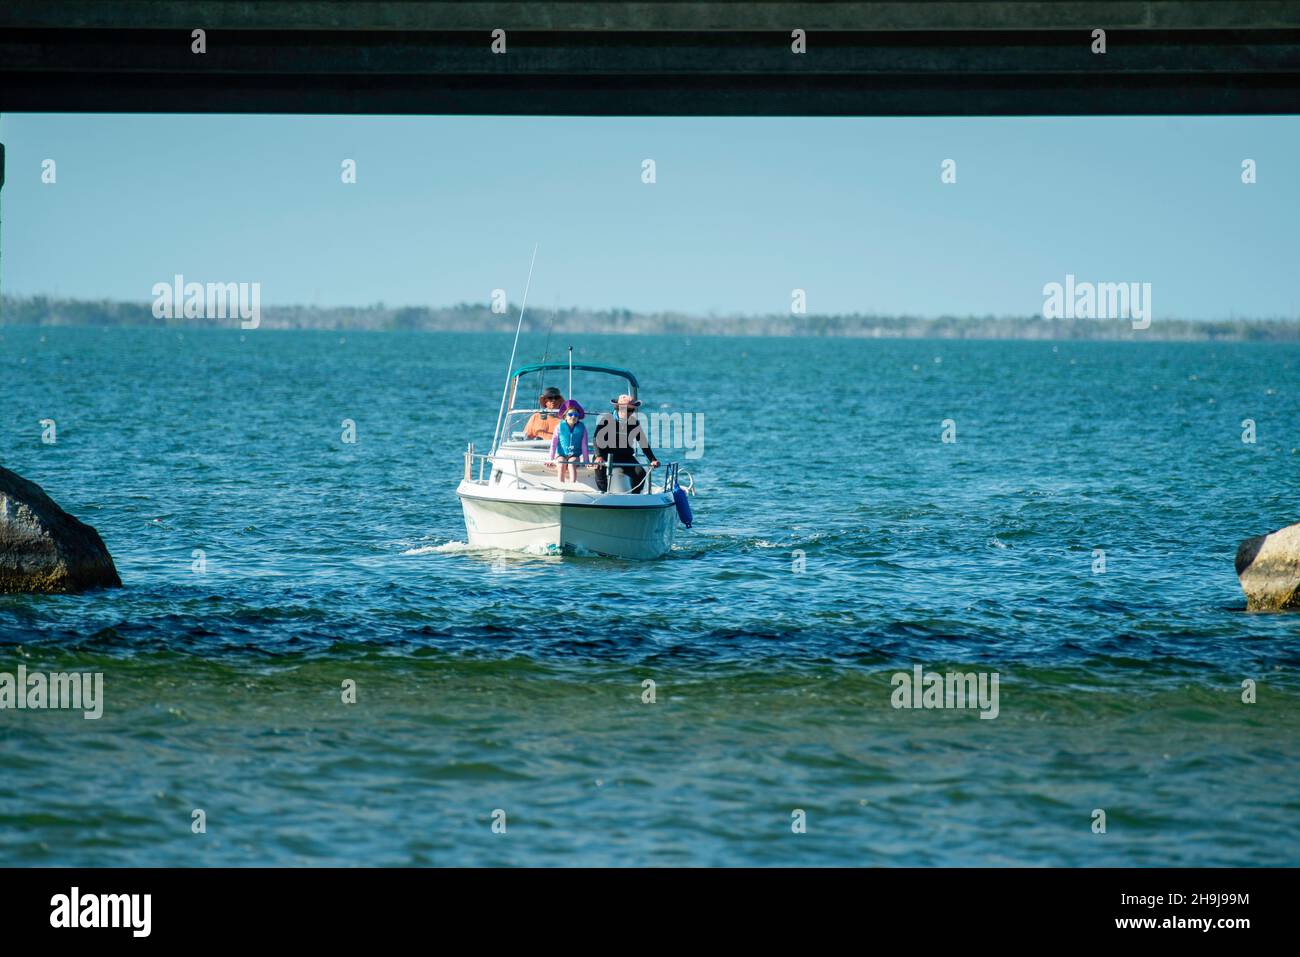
top-left (524, 386), bottom-right (564, 441)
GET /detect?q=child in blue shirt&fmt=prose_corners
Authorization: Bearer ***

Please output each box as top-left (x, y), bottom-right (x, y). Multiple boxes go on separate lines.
top-left (549, 399), bottom-right (590, 485)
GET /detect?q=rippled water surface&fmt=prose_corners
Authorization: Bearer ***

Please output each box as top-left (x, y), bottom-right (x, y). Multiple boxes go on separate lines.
top-left (2, 327), bottom-right (1298, 865)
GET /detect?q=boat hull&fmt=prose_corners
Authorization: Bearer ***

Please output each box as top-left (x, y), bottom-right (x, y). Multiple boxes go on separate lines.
top-left (457, 483), bottom-right (676, 559)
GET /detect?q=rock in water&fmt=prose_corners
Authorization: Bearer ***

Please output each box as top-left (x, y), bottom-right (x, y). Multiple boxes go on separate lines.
top-left (1236, 523), bottom-right (1300, 611)
top-left (0, 466), bottom-right (122, 593)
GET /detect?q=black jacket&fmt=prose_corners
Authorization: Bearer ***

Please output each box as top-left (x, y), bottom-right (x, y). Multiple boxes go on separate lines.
top-left (592, 412), bottom-right (656, 463)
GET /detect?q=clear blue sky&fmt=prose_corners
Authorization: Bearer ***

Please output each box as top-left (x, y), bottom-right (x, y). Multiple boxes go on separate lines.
top-left (2, 113), bottom-right (1297, 319)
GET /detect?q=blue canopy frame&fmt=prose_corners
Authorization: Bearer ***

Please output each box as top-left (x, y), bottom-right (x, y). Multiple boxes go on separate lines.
top-left (509, 363), bottom-right (639, 396)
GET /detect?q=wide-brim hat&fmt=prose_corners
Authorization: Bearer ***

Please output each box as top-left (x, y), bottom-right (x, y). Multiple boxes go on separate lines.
top-left (611, 393), bottom-right (642, 408)
top-left (540, 386), bottom-right (563, 401)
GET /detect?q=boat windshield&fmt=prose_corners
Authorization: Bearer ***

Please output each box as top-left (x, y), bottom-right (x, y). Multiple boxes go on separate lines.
top-left (496, 363), bottom-right (640, 450)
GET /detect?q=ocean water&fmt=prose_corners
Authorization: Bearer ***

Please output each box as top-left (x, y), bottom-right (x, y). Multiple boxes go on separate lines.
top-left (1, 326), bottom-right (1299, 866)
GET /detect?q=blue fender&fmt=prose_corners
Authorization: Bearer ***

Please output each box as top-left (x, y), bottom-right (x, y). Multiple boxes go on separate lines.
top-left (673, 486), bottom-right (693, 528)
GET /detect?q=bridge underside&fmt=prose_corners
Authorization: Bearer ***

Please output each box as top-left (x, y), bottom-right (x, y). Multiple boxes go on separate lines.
top-left (1, 2), bottom-right (1299, 115)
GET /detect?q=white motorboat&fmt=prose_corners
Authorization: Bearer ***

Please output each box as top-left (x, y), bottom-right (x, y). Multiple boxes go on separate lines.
top-left (457, 360), bottom-right (695, 560)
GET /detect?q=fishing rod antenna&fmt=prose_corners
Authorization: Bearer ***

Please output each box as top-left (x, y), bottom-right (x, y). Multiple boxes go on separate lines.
top-left (490, 243), bottom-right (538, 455)
top-left (539, 303), bottom-right (557, 398)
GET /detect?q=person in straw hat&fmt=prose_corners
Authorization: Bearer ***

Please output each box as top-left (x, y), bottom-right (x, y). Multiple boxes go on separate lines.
top-left (593, 393), bottom-right (659, 494)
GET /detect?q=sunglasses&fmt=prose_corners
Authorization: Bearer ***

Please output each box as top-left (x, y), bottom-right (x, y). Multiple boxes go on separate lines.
top-left (564, 412), bottom-right (579, 418)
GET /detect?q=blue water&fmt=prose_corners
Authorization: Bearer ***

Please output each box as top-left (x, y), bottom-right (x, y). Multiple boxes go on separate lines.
top-left (2, 326), bottom-right (1299, 865)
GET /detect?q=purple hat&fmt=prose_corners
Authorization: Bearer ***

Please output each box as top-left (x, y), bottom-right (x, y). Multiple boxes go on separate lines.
top-left (558, 399), bottom-right (586, 419)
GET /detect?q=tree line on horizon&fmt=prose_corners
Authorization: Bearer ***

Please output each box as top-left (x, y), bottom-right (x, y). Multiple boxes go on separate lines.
top-left (2, 294), bottom-right (1298, 341)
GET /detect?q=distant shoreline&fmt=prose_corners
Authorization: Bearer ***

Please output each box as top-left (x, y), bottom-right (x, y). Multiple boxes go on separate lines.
top-left (4, 295), bottom-right (1300, 342)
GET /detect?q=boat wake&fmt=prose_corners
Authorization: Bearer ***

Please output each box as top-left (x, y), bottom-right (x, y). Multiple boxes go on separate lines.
top-left (401, 541), bottom-right (478, 556)
top-left (402, 540), bottom-right (596, 558)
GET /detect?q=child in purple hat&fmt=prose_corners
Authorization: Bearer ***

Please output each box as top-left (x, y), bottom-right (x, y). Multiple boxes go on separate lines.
top-left (550, 399), bottom-right (590, 485)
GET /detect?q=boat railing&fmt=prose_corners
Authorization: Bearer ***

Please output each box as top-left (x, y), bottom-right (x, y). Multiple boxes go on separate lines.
top-left (464, 444), bottom-right (491, 483)
top-left (464, 442), bottom-right (686, 494)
